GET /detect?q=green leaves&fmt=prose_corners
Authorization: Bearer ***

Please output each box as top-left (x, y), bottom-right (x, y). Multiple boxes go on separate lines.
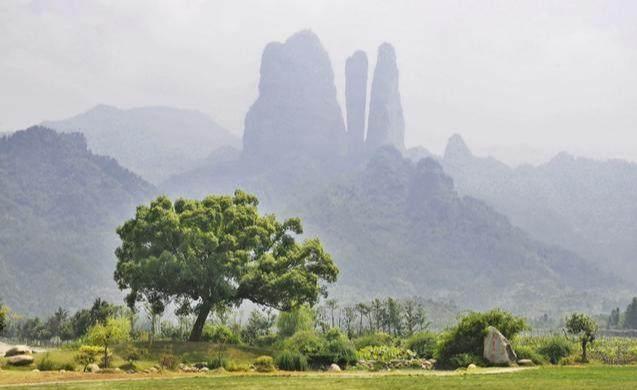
top-left (114, 190), bottom-right (339, 340)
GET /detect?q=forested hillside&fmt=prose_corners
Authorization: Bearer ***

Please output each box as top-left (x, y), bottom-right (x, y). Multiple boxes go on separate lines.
top-left (0, 127), bottom-right (154, 315)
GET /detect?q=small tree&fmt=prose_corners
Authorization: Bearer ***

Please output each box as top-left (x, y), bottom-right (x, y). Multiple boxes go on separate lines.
top-left (277, 305), bottom-right (315, 338)
top-left (87, 317), bottom-right (131, 367)
top-left (565, 313), bottom-right (598, 362)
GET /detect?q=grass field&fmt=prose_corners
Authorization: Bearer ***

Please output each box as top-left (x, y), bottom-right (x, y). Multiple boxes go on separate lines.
top-left (1, 366), bottom-right (637, 389)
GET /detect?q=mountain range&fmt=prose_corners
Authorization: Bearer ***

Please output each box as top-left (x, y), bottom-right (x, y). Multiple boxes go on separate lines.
top-left (2, 30), bottom-right (635, 317)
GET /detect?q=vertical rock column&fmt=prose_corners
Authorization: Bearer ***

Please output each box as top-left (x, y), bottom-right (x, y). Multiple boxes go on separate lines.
top-left (345, 50), bottom-right (368, 157)
top-left (366, 43), bottom-right (405, 153)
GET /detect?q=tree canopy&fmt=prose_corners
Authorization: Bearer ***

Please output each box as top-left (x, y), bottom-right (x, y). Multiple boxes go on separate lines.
top-left (565, 313), bottom-right (598, 362)
top-left (114, 190), bottom-right (339, 341)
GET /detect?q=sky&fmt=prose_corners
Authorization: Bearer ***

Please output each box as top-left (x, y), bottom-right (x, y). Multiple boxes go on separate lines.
top-left (1, 0), bottom-right (636, 165)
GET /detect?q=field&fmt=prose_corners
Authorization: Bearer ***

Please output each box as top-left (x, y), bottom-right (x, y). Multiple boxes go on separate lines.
top-left (1, 366), bottom-right (637, 389)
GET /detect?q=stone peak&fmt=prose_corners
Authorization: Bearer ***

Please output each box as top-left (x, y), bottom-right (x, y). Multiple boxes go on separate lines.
top-left (444, 133), bottom-right (473, 160)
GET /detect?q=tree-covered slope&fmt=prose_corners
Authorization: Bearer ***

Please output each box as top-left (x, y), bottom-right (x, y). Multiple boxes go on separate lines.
top-left (43, 105), bottom-right (240, 184)
top-left (0, 126), bottom-right (155, 315)
top-left (301, 148), bottom-right (621, 315)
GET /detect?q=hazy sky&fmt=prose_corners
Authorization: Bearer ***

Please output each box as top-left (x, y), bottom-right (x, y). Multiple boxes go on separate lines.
top-left (1, 0), bottom-right (636, 164)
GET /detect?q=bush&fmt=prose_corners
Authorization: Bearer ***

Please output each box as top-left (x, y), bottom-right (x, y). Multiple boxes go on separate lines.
top-left (405, 331), bottom-right (437, 359)
top-left (275, 350), bottom-right (308, 371)
top-left (159, 353), bottom-right (179, 370)
top-left (202, 324), bottom-right (241, 344)
top-left (357, 345), bottom-right (415, 363)
top-left (435, 309), bottom-right (527, 369)
top-left (514, 345), bottom-right (546, 365)
top-left (255, 334), bottom-right (278, 348)
top-left (277, 305), bottom-right (315, 338)
top-left (253, 355), bottom-right (275, 372)
top-left (74, 345), bottom-right (103, 372)
top-left (225, 361), bottom-right (249, 372)
top-left (538, 336), bottom-right (574, 364)
top-left (283, 330), bottom-right (325, 355)
top-left (353, 332), bottom-right (394, 350)
top-left (449, 353), bottom-right (485, 368)
top-left (310, 339), bottom-right (358, 369)
top-left (206, 355), bottom-right (228, 370)
top-left (36, 353), bottom-right (57, 371)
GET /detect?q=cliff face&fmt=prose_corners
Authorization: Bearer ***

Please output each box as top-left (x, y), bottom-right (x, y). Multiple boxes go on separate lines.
top-left (243, 30), bottom-right (346, 162)
top-left (345, 50), bottom-right (368, 157)
top-left (366, 43), bottom-right (405, 153)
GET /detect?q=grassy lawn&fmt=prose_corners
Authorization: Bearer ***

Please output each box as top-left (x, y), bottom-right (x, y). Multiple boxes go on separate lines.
top-left (1, 366), bottom-right (637, 389)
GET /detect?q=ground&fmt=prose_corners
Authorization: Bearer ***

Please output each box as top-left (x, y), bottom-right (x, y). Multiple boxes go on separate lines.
top-left (1, 366), bottom-right (637, 389)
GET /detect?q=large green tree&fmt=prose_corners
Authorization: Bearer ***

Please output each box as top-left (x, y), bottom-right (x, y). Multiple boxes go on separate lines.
top-left (114, 191), bottom-right (339, 341)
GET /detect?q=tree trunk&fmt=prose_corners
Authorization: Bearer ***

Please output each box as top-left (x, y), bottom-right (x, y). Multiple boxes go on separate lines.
top-left (189, 301), bottom-right (213, 341)
top-left (582, 340), bottom-right (588, 362)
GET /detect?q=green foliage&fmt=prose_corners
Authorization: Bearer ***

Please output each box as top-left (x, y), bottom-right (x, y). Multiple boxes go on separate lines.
top-left (565, 313), bottom-right (598, 362)
top-left (449, 353), bottom-right (485, 368)
top-left (357, 345), bottom-right (415, 363)
top-left (589, 337), bottom-right (637, 365)
top-left (314, 338), bottom-right (358, 368)
top-left (86, 317), bottom-right (131, 367)
top-left (36, 353), bottom-right (58, 371)
top-left (253, 355), bottom-right (275, 372)
top-left (537, 336), bottom-right (575, 364)
top-left (275, 350), bottom-right (308, 371)
top-left (202, 324), bottom-right (241, 344)
top-left (207, 355), bottom-right (228, 370)
top-left (405, 331), bottom-right (437, 359)
top-left (283, 331), bottom-right (325, 355)
top-left (114, 191), bottom-right (338, 341)
top-left (0, 302), bottom-right (7, 335)
top-left (353, 332), bottom-right (394, 350)
top-left (514, 346), bottom-right (546, 365)
top-left (241, 309), bottom-right (276, 345)
top-left (74, 345), bottom-right (104, 372)
top-left (435, 309), bottom-right (527, 369)
top-left (277, 305), bottom-right (316, 339)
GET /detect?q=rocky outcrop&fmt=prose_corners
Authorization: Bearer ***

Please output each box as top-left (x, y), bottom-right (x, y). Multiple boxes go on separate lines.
top-left (366, 43), bottom-right (405, 153)
top-left (444, 134), bottom-right (473, 162)
top-left (243, 30), bottom-right (347, 162)
top-left (4, 345), bottom-right (32, 357)
top-left (483, 327), bottom-right (517, 365)
top-left (7, 355), bottom-right (34, 366)
top-left (345, 50), bottom-right (368, 157)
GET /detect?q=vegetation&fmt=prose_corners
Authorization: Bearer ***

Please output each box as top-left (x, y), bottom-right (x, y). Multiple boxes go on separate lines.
top-left (86, 317), bottom-right (131, 367)
top-left (253, 356), bottom-right (275, 372)
top-left (435, 309), bottom-right (527, 368)
top-left (114, 191), bottom-right (339, 341)
top-left (565, 313), bottom-right (598, 362)
top-left (275, 350), bottom-right (308, 371)
top-left (405, 331), bottom-right (437, 359)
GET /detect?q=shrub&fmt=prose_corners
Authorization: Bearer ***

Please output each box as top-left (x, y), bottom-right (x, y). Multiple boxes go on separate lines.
top-left (159, 353), bottom-right (179, 370)
top-left (357, 345), bottom-right (415, 363)
top-left (449, 353), bottom-right (485, 368)
top-left (253, 355), bottom-right (275, 372)
top-left (74, 345), bottom-right (103, 372)
top-left (36, 353), bottom-right (57, 371)
top-left (405, 331), bottom-right (437, 359)
top-left (283, 330), bottom-right (325, 355)
top-left (435, 309), bottom-right (527, 369)
top-left (275, 350), bottom-right (308, 371)
top-left (277, 305), bottom-right (315, 338)
top-left (202, 324), bottom-right (241, 344)
top-left (206, 355), bottom-right (228, 370)
top-left (60, 362), bottom-right (75, 371)
top-left (514, 345), bottom-right (546, 365)
top-left (353, 332), bottom-right (394, 350)
top-left (255, 334), bottom-right (278, 348)
top-left (537, 336), bottom-right (574, 364)
top-left (309, 339), bottom-right (358, 368)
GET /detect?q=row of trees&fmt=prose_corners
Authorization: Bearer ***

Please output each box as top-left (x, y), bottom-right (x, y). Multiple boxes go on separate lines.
top-left (0, 298), bottom-right (118, 342)
top-left (607, 297), bottom-right (637, 329)
top-left (317, 298), bottom-right (429, 338)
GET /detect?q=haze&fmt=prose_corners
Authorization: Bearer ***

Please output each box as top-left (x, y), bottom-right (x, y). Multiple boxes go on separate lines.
top-left (1, 0), bottom-right (636, 164)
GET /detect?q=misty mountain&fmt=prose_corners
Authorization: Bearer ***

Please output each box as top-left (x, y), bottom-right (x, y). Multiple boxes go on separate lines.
top-left (162, 31), bottom-right (626, 316)
top-left (43, 104), bottom-right (240, 184)
top-left (0, 127), bottom-right (154, 315)
top-left (441, 134), bottom-right (637, 278)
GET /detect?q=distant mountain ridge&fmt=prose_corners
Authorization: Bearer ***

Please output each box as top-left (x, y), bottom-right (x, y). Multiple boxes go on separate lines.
top-left (0, 126), bottom-right (155, 315)
top-left (43, 104), bottom-right (240, 184)
top-left (440, 134), bottom-right (637, 279)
